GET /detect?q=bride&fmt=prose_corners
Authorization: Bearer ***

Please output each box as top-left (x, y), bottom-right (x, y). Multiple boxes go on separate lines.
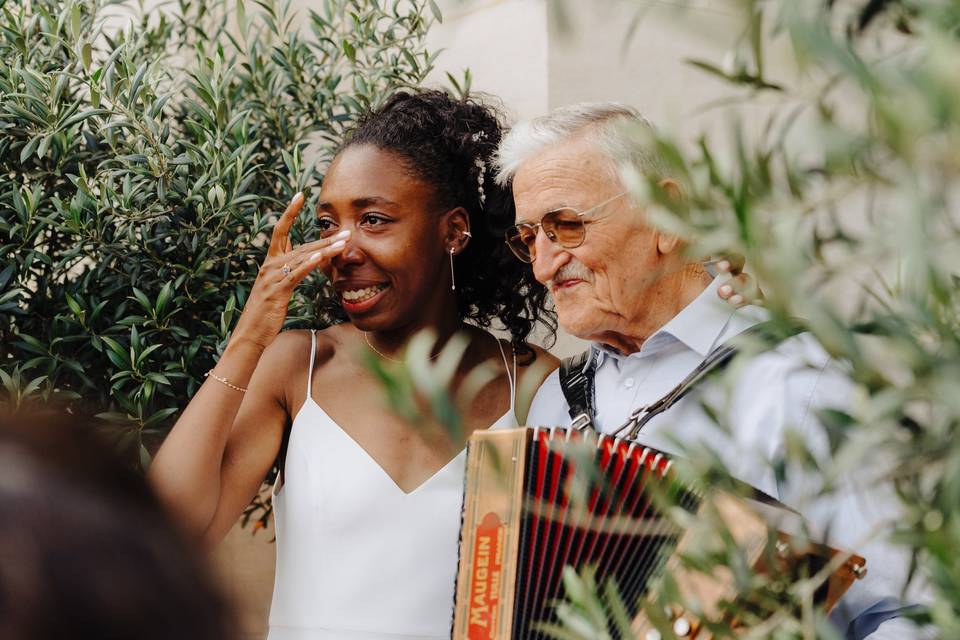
top-left (149, 89), bottom-right (557, 640)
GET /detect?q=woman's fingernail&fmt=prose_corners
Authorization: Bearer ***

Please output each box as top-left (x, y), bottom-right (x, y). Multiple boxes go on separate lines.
top-left (730, 294), bottom-right (744, 306)
top-left (309, 251), bottom-right (323, 262)
top-left (718, 260), bottom-right (730, 272)
top-left (719, 285), bottom-right (733, 296)
top-left (329, 240), bottom-right (346, 251)
top-left (335, 229), bottom-right (351, 240)
top-left (293, 191), bottom-right (304, 202)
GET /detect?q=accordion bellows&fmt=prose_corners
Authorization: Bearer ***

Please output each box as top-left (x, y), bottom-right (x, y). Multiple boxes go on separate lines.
top-left (452, 427), bottom-right (865, 640)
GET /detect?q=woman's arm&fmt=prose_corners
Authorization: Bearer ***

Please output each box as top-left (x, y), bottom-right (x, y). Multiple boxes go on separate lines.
top-left (149, 335), bottom-right (291, 546)
top-left (148, 194), bottom-right (349, 544)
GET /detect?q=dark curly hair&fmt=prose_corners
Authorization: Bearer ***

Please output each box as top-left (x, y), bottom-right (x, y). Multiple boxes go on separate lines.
top-left (323, 89), bottom-right (554, 361)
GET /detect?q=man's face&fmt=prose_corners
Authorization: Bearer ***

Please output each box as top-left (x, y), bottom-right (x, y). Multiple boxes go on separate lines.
top-left (512, 133), bottom-right (665, 347)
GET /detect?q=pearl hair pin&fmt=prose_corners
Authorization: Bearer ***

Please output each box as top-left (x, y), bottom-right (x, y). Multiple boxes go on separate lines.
top-left (471, 131), bottom-right (488, 208)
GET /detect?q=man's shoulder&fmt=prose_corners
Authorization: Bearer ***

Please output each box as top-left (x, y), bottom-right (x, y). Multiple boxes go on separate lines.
top-left (748, 330), bottom-right (841, 383)
top-left (722, 330), bottom-right (852, 445)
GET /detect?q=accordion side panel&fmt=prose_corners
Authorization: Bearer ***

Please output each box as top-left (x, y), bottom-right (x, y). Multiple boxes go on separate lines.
top-left (630, 490), bottom-right (866, 638)
top-left (631, 490), bottom-right (770, 639)
top-left (823, 553), bottom-right (867, 613)
top-left (765, 534), bottom-right (866, 615)
top-left (453, 428), bottom-right (529, 640)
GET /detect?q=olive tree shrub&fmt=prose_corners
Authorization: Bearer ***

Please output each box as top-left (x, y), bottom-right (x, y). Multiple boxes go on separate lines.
top-left (0, 0), bottom-right (440, 475)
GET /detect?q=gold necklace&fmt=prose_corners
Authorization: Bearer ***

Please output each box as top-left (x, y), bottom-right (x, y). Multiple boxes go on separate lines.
top-left (363, 332), bottom-right (442, 363)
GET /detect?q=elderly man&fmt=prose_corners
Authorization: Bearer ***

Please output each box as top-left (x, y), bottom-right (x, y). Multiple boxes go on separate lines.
top-left (495, 103), bottom-right (926, 639)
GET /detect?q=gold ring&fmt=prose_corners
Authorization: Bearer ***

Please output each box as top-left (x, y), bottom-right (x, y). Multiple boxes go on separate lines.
top-left (281, 263), bottom-right (291, 276)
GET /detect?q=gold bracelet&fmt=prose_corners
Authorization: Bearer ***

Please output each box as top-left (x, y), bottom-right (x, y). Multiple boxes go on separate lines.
top-left (205, 369), bottom-right (248, 393)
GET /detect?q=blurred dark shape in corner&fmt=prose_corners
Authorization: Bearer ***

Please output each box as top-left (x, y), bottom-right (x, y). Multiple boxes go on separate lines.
top-left (0, 409), bottom-right (236, 640)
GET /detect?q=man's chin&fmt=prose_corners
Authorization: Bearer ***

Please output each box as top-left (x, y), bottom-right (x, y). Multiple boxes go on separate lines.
top-left (555, 307), bottom-right (602, 342)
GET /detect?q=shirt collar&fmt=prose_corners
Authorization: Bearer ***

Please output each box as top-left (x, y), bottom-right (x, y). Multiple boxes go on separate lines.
top-left (586, 277), bottom-right (768, 369)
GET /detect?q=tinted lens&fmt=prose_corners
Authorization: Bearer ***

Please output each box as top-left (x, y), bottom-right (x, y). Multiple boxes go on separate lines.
top-left (505, 226), bottom-right (535, 262)
top-left (542, 209), bottom-right (585, 247)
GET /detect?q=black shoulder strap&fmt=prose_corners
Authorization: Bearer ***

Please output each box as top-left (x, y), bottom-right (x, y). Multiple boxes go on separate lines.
top-left (613, 318), bottom-right (805, 439)
top-left (558, 349), bottom-right (597, 431)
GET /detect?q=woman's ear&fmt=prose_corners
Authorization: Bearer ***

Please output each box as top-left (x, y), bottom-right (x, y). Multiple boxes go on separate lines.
top-left (442, 207), bottom-right (471, 253)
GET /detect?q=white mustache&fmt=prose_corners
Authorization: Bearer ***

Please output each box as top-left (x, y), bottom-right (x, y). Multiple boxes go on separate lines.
top-left (547, 260), bottom-right (593, 288)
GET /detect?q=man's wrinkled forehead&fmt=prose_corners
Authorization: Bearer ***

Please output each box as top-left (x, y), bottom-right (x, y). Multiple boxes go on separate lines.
top-left (512, 134), bottom-right (619, 224)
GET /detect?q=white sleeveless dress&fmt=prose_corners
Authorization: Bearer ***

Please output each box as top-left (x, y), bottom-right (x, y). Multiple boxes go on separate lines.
top-left (267, 331), bottom-right (518, 640)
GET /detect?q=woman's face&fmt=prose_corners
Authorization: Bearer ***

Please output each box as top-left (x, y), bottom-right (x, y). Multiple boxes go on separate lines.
top-left (317, 144), bottom-right (457, 332)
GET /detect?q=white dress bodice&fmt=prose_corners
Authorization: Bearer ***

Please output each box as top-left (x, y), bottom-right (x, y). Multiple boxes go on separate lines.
top-left (267, 331), bottom-right (517, 639)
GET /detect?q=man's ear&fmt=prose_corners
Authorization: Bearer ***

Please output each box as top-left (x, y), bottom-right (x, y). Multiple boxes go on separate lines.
top-left (656, 231), bottom-right (682, 256)
top-left (658, 177), bottom-right (682, 201)
top-left (442, 206), bottom-right (471, 252)
top-left (655, 178), bottom-right (683, 255)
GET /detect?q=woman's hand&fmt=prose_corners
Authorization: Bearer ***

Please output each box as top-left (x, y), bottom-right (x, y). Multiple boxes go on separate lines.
top-left (232, 193), bottom-right (349, 350)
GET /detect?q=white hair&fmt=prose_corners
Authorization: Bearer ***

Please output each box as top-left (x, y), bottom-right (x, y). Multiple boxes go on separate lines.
top-left (494, 102), bottom-right (664, 187)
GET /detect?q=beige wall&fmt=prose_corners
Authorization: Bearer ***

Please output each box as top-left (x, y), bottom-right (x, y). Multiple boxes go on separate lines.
top-left (547, 2), bottom-right (741, 127)
top-left (425, 0), bottom-right (549, 120)
top-left (212, 519), bottom-right (276, 640)
top-left (426, 1), bottom-right (748, 121)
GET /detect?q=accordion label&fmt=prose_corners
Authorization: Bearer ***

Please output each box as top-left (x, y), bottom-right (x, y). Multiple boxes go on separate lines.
top-left (467, 511), bottom-right (506, 639)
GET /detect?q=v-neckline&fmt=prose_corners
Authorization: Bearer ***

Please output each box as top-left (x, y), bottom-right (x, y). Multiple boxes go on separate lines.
top-left (297, 397), bottom-right (511, 495)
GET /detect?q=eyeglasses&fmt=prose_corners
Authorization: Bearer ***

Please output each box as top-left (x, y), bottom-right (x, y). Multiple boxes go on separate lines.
top-left (504, 192), bottom-right (626, 263)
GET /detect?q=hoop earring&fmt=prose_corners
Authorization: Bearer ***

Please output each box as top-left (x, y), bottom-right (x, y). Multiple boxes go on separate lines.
top-left (449, 247), bottom-right (456, 290)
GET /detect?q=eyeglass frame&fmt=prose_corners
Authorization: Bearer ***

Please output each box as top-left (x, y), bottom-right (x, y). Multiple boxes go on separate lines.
top-left (504, 191), bottom-right (627, 263)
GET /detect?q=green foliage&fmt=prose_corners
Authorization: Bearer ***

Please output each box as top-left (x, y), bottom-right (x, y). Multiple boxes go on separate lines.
top-left (542, 0), bottom-right (960, 637)
top-left (0, 0), bottom-right (437, 467)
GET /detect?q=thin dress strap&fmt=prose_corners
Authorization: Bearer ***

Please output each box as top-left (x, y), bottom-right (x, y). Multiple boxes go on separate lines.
top-left (277, 330), bottom-right (318, 494)
top-left (306, 329), bottom-right (317, 403)
top-left (511, 348), bottom-right (517, 413)
top-left (495, 338), bottom-right (516, 413)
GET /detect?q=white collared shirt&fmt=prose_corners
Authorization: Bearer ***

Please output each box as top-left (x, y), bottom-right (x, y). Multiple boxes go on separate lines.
top-left (528, 278), bottom-right (929, 639)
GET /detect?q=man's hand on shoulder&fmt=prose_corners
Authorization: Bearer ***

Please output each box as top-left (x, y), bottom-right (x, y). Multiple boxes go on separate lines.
top-left (709, 255), bottom-right (764, 308)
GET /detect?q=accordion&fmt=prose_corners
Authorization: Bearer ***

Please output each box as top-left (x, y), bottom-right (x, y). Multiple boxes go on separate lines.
top-left (452, 427), bottom-right (866, 639)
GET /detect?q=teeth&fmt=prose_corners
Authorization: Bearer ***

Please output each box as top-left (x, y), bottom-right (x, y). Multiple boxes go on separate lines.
top-left (342, 285), bottom-right (386, 302)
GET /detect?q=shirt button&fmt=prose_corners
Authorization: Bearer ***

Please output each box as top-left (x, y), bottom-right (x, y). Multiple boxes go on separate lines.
top-left (624, 378), bottom-right (635, 388)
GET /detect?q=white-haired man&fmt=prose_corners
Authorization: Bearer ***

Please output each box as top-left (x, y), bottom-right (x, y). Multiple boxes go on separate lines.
top-left (495, 103), bottom-right (926, 638)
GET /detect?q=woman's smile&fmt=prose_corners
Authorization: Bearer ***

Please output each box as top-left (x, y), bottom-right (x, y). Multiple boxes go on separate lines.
top-left (339, 282), bottom-right (390, 313)
top-left (340, 283), bottom-right (389, 302)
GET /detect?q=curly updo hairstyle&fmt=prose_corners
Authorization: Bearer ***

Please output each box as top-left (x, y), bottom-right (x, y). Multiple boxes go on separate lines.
top-left (329, 89), bottom-right (553, 361)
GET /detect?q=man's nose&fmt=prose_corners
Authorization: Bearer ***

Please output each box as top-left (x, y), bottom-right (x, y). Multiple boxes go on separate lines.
top-left (531, 230), bottom-right (567, 284)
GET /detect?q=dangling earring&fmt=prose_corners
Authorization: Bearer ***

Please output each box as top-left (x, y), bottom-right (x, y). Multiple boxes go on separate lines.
top-left (449, 247), bottom-right (456, 290)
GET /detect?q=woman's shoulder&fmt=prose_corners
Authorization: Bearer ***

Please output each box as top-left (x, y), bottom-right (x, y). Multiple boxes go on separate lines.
top-left (260, 326), bottom-right (351, 373)
top-left (511, 343), bottom-right (558, 425)
top-left (254, 330), bottom-right (313, 384)
top-left (517, 344), bottom-right (560, 389)
top-left (257, 327), bottom-right (354, 413)
top-left (521, 343), bottom-right (559, 369)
